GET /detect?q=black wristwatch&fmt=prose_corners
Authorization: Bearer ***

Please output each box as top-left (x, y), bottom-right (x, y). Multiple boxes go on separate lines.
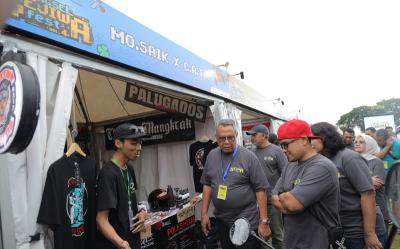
top-left (260, 218), bottom-right (271, 225)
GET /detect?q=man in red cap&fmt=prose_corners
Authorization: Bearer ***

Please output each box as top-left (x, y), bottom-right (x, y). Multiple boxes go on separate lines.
top-left (272, 119), bottom-right (341, 249)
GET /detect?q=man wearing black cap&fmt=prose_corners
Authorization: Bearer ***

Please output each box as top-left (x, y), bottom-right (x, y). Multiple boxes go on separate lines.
top-left (96, 123), bottom-right (148, 249)
top-left (247, 124), bottom-right (287, 249)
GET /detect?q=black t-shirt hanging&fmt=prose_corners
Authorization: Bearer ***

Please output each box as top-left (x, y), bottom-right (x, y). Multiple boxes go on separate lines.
top-left (189, 140), bottom-right (218, 192)
top-left (96, 161), bottom-right (140, 249)
top-left (37, 155), bottom-right (97, 249)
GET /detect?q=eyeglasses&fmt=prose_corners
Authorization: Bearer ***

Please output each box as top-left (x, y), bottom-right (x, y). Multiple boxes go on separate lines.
top-left (279, 139), bottom-right (299, 150)
top-left (217, 136), bottom-right (236, 143)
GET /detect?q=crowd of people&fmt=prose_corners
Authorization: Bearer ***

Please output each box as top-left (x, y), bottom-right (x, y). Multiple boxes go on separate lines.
top-left (200, 119), bottom-right (400, 249)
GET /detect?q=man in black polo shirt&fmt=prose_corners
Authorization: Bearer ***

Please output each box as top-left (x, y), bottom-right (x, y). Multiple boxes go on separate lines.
top-left (96, 123), bottom-right (148, 249)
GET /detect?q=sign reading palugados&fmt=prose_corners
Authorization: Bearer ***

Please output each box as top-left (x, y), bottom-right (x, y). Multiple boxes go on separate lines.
top-left (125, 83), bottom-right (207, 122)
top-left (11, 0), bottom-right (93, 45)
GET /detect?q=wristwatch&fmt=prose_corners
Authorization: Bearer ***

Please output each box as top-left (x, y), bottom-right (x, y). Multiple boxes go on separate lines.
top-left (260, 218), bottom-right (271, 225)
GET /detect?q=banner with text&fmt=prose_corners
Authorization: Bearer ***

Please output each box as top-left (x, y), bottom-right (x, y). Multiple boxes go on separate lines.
top-left (125, 83), bottom-right (207, 122)
top-left (6, 0), bottom-right (230, 97)
top-left (104, 114), bottom-right (195, 149)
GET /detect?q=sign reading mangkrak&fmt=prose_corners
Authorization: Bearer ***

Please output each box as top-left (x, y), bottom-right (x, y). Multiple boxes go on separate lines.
top-left (104, 114), bottom-right (195, 150)
top-left (125, 83), bottom-right (207, 122)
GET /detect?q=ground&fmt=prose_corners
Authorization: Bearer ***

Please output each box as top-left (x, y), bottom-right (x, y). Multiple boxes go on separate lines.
top-left (392, 233), bottom-right (400, 249)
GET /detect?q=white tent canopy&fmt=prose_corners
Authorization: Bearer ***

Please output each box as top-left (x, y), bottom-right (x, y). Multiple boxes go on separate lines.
top-left (0, 33), bottom-right (278, 249)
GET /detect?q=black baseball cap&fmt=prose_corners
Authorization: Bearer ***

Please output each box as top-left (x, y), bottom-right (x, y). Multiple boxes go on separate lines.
top-left (113, 123), bottom-right (150, 140)
top-left (246, 124), bottom-right (269, 136)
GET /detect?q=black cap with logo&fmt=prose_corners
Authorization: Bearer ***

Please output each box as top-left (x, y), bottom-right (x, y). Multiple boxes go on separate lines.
top-left (113, 123), bottom-right (150, 140)
top-left (246, 124), bottom-right (269, 136)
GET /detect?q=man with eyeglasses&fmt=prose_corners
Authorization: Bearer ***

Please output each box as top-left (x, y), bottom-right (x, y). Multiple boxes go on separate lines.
top-left (200, 119), bottom-right (271, 249)
top-left (246, 124), bottom-right (287, 249)
top-left (272, 119), bottom-right (341, 249)
top-left (96, 123), bottom-right (149, 249)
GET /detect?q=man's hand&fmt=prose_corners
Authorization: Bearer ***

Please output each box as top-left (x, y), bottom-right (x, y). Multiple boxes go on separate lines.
top-left (258, 223), bottom-right (271, 241)
top-left (364, 233), bottom-right (383, 249)
top-left (131, 210), bottom-right (146, 233)
top-left (201, 214), bottom-right (211, 236)
top-left (118, 240), bottom-right (131, 249)
top-left (372, 176), bottom-right (384, 190)
top-left (191, 194), bottom-right (202, 205)
top-left (385, 137), bottom-right (393, 148)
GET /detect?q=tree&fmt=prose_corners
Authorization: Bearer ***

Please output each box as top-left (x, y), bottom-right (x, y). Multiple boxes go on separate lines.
top-left (336, 98), bottom-right (400, 131)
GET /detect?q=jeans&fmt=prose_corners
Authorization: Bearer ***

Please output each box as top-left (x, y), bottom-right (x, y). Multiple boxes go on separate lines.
top-left (344, 234), bottom-right (387, 249)
top-left (267, 202), bottom-right (284, 249)
top-left (216, 218), bottom-right (261, 249)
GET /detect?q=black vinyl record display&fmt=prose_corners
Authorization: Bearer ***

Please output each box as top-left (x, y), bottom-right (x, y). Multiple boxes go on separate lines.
top-left (0, 61), bottom-right (40, 154)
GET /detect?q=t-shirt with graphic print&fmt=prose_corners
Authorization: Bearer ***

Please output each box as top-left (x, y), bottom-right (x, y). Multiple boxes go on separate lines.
top-left (200, 146), bottom-right (269, 230)
top-left (273, 154), bottom-right (340, 249)
top-left (189, 140), bottom-right (218, 192)
top-left (251, 143), bottom-right (288, 201)
top-left (37, 155), bottom-right (97, 249)
top-left (332, 148), bottom-right (386, 238)
top-left (96, 161), bottom-right (140, 249)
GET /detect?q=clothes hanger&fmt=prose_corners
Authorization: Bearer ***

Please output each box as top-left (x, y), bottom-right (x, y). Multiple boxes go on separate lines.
top-left (65, 128), bottom-right (86, 157)
top-left (66, 143), bottom-right (86, 157)
top-left (199, 135), bottom-right (209, 142)
top-left (198, 122), bottom-right (209, 142)
top-left (65, 97), bottom-right (86, 157)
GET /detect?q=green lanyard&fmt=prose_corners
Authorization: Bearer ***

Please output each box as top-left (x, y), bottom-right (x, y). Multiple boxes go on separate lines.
top-left (112, 158), bottom-right (132, 210)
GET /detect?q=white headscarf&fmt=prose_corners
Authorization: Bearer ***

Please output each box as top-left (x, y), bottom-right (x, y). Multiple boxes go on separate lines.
top-left (358, 134), bottom-right (379, 161)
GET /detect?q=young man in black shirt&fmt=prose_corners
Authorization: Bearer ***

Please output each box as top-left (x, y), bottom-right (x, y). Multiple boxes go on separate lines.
top-left (96, 123), bottom-right (148, 249)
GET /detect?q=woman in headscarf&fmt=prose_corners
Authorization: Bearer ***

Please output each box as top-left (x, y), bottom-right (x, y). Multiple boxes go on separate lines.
top-left (354, 134), bottom-right (390, 232)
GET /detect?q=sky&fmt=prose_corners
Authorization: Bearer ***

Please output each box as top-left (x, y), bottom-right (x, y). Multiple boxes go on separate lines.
top-left (103, 0), bottom-right (400, 124)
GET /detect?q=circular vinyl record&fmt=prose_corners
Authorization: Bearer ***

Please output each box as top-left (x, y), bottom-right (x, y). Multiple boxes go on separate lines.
top-left (0, 61), bottom-right (40, 154)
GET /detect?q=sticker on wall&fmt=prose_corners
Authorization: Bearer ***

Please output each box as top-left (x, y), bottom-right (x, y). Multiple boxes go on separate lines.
top-left (0, 61), bottom-right (40, 154)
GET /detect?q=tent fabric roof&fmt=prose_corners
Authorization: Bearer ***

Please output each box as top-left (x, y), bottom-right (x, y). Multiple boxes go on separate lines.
top-left (75, 69), bottom-right (164, 124)
top-left (74, 69), bottom-right (271, 125)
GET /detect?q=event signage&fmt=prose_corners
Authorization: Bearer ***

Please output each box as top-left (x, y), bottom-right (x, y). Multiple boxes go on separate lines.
top-left (364, 114), bottom-right (396, 130)
top-left (6, 0), bottom-right (230, 97)
top-left (152, 212), bottom-right (195, 249)
top-left (104, 114), bottom-right (195, 149)
top-left (0, 63), bottom-right (18, 153)
top-left (0, 61), bottom-right (40, 154)
top-left (125, 83), bottom-right (207, 122)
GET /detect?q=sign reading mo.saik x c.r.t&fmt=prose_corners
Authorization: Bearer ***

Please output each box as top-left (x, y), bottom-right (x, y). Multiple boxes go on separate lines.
top-left (125, 83), bottom-right (207, 122)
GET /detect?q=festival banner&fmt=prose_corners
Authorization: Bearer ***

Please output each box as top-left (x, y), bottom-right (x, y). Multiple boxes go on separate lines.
top-left (6, 0), bottom-right (230, 97)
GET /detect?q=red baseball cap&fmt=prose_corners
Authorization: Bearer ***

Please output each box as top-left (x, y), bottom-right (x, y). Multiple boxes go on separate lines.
top-left (277, 119), bottom-right (320, 140)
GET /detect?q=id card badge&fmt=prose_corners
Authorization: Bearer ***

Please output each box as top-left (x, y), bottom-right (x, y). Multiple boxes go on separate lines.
top-left (128, 208), bottom-right (134, 231)
top-left (217, 185), bottom-right (228, 200)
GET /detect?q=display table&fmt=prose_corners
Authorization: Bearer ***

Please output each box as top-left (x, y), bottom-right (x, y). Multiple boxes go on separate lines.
top-left (140, 205), bottom-right (196, 249)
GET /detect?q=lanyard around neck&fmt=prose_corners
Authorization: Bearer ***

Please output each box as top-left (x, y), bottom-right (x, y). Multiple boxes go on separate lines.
top-left (220, 147), bottom-right (239, 183)
top-left (112, 158), bottom-right (132, 209)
